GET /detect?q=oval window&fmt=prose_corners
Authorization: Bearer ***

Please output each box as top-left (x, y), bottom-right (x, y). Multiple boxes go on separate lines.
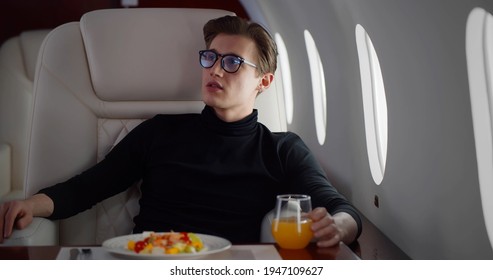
top-left (355, 24), bottom-right (388, 185)
top-left (304, 30), bottom-right (327, 146)
top-left (466, 7), bottom-right (493, 251)
top-left (274, 33), bottom-right (294, 125)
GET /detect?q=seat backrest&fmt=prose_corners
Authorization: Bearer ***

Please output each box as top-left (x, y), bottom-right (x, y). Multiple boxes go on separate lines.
top-left (26, 8), bottom-right (286, 245)
top-left (0, 30), bottom-right (50, 200)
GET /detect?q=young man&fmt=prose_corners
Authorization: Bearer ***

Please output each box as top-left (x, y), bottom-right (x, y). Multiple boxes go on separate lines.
top-left (0, 16), bottom-right (361, 246)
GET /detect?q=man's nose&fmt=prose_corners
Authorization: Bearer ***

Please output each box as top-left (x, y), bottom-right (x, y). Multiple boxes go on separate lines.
top-left (209, 60), bottom-right (223, 76)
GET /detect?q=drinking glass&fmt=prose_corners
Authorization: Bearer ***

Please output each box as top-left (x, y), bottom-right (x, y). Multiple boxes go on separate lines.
top-left (271, 194), bottom-right (313, 249)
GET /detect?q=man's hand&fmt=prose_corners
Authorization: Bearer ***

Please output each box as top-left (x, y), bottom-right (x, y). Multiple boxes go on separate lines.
top-left (308, 207), bottom-right (358, 247)
top-left (0, 194), bottom-right (54, 243)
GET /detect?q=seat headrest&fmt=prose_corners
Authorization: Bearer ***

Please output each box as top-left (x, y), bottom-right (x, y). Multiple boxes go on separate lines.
top-left (80, 8), bottom-right (235, 102)
top-left (19, 30), bottom-right (51, 81)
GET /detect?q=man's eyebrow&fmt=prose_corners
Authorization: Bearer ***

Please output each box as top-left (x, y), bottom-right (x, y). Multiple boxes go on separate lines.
top-left (208, 48), bottom-right (242, 57)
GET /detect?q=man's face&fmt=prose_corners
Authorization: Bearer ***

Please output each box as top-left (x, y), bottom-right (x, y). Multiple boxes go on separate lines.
top-left (201, 34), bottom-right (262, 122)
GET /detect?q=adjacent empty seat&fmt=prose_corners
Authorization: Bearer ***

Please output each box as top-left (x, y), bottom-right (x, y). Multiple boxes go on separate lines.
top-left (0, 30), bottom-right (50, 201)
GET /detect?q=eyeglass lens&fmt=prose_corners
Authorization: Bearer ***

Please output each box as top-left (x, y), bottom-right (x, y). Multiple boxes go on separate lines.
top-left (200, 50), bottom-right (242, 73)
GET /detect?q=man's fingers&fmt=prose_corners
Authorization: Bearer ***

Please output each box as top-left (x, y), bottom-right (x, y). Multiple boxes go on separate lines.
top-left (1, 201), bottom-right (22, 240)
top-left (310, 212), bottom-right (334, 232)
top-left (316, 237), bottom-right (340, 248)
top-left (15, 214), bottom-right (33, 230)
top-left (309, 207), bottom-right (328, 221)
top-left (313, 221), bottom-right (337, 238)
top-left (313, 223), bottom-right (341, 247)
top-left (0, 203), bottom-right (6, 242)
top-left (308, 209), bottom-right (342, 247)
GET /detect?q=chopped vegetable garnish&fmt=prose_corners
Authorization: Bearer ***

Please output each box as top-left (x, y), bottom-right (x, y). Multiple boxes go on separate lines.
top-left (127, 232), bottom-right (204, 254)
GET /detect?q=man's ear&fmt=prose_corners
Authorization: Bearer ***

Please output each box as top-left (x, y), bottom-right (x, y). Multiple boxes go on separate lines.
top-left (258, 73), bottom-right (275, 94)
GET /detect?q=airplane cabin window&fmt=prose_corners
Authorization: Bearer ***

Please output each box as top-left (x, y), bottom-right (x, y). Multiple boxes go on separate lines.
top-left (274, 33), bottom-right (294, 125)
top-left (355, 24), bottom-right (388, 185)
top-left (304, 30), bottom-right (327, 146)
top-left (466, 7), bottom-right (493, 250)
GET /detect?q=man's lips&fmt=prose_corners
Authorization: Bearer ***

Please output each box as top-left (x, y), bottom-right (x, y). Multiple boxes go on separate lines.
top-left (206, 81), bottom-right (223, 90)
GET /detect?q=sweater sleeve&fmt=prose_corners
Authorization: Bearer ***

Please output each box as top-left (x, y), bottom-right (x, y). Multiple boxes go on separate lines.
top-left (38, 117), bottom-right (157, 219)
top-left (279, 132), bottom-right (362, 239)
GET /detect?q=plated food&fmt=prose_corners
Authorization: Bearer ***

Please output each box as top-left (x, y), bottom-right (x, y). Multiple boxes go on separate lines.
top-left (102, 232), bottom-right (232, 259)
top-left (127, 231), bottom-right (204, 254)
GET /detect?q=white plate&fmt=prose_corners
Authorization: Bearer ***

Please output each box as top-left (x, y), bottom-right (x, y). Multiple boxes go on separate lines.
top-left (102, 232), bottom-right (232, 259)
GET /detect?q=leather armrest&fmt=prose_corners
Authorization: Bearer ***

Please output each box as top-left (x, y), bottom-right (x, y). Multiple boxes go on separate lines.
top-left (0, 189), bottom-right (24, 203)
top-left (0, 218), bottom-right (58, 246)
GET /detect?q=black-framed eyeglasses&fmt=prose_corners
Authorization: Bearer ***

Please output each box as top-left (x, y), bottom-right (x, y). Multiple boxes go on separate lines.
top-left (199, 50), bottom-right (257, 73)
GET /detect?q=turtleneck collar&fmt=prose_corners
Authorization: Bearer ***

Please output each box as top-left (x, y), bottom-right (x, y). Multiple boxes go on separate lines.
top-left (201, 105), bottom-right (258, 136)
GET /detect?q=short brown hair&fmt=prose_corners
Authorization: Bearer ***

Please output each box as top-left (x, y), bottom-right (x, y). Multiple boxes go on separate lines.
top-left (203, 15), bottom-right (277, 75)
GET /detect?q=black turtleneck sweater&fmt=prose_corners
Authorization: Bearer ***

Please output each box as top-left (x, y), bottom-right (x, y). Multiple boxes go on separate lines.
top-left (39, 106), bottom-right (361, 243)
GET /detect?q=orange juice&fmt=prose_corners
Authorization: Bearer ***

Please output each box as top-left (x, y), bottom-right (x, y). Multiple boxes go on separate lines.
top-left (271, 217), bottom-right (313, 249)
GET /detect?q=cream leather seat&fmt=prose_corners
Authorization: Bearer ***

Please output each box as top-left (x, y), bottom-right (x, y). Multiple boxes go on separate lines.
top-left (0, 30), bottom-right (50, 202)
top-left (3, 8), bottom-right (286, 246)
